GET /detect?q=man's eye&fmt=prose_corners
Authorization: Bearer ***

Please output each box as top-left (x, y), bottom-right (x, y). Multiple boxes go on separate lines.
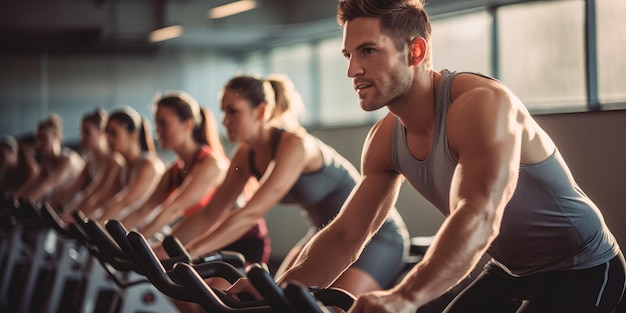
top-left (363, 48), bottom-right (375, 56)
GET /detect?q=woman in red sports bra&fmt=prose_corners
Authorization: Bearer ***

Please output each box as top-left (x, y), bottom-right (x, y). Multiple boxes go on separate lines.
top-left (121, 92), bottom-right (269, 265)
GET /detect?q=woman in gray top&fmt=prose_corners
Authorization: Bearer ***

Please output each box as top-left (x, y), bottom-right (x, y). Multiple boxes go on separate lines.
top-left (172, 74), bottom-right (409, 296)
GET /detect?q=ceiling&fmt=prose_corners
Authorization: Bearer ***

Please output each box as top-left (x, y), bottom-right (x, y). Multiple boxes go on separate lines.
top-left (0, 0), bottom-right (530, 56)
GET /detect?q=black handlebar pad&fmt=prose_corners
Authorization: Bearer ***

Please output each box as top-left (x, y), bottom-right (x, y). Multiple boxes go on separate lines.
top-left (161, 235), bottom-right (191, 260)
top-left (310, 287), bottom-right (356, 312)
top-left (283, 282), bottom-right (330, 313)
top-left (127, 230), bottom-right (263, 305)
top-left (246, 263), bottom-right (296, 313)
top-left (196, 250), bottom-right (246, 269)
top-left (161, 233), bottom-right (246, 269)
top-left (173, 262), bottom-right (274, 312)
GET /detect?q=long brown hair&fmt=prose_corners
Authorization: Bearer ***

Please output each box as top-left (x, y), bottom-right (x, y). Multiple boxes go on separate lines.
top-left (222, 76), bottom-right (276, 122)
top-left (155, 92), bottom-right (225, 157)
top-left (108, 107), bottom-right (155, 153)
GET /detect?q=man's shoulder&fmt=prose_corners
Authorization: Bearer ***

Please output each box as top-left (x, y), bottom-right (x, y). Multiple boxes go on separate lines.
top-left (362, 113), bottom-right (397, 172)
top-left (367, 113), bottom-right (396, 139)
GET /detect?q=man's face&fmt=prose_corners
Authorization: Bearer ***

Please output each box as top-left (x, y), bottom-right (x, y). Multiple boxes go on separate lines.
top-left (342, 17), bottom-right (413, 112)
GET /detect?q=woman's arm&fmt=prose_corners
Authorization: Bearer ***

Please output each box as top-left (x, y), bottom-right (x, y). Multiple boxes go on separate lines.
top-left (276, 116), bottom-right (401, 287)
top-left (66, 154), bottom-right (124, 215)
top-left (139, 153), bottom-right (228, 238)
top-left (47, 160), bottom-right (90, 207)
top-left (185, 134), bottom-right (312, 259)
top-left (22, 153), bottom-right (84, 203)
top-left (12, 153), bottom-right (41, 198)
top-left (94, 158), bottom-right (163, 220)
top-left (168, 147), bottom-right (252, 246)
top-left (118, 168), bottom-right (171, 229)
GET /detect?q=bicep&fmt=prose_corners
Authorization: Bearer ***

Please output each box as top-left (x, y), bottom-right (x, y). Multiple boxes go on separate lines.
top-left (448, 89), bottom-right (522, 214)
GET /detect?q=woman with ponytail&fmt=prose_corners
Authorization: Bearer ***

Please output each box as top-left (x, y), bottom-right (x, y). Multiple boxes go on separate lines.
top-left (173, 75), bottom-right (409, 299)
top-left (119, 92), bottom-right (234, 237)
top-left (71, 106), bottom-right (165, 220)
top-left (50, 108), bottom-right (124, 212)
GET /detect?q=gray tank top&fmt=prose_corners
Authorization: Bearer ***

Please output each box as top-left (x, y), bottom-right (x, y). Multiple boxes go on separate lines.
top-left (249, 128), bottom-right (361, 228)
top-left (391, 69), bottom-right (619, 276)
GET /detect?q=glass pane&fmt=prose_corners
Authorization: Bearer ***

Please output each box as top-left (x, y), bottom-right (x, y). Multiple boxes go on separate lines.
top-left (268, 44), bottom-right (315, 126)
top-left (597, 0), bottom-right (626, 106)
top-left (318, 36), bottom-right (387, 126)
top-left (498, 1), bottom-right (586, 112)
top-left (431, 10), bottom-right (492, 76)
top-left (240, 51), bottom-right (267, 77)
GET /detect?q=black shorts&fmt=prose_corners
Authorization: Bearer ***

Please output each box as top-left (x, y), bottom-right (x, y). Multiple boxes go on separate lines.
top-left (221, 234), bottom-right (271, 265)
top-left (444, 252), bottom-right (626, 313)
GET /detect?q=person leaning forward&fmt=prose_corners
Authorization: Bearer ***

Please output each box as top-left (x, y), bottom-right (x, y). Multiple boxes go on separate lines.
top-left (228, 0), bottom-right (626, 312)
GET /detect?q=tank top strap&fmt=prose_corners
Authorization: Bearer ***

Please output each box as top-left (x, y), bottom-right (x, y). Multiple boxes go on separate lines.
top-left (269, 128), bottom-right (284, 157)
top-left (248, 128), bottom-right (284, 179)
top-left (170, 145), bottom-right (211, 189)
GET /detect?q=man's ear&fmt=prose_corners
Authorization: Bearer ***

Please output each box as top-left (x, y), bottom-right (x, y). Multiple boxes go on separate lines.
top-left (408, 37), bottom-right (427, 66)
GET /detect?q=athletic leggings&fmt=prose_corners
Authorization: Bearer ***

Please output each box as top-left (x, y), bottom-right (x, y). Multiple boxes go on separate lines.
top-left (444, 252), bottom-right (626, 313)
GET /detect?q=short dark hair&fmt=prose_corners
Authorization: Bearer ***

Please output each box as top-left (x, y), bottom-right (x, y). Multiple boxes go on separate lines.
top-left (337, 0), bottom-right (432, 53)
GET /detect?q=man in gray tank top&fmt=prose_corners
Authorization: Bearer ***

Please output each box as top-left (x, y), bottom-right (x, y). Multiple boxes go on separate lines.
top-left (268, 0), bottom-right (626, 312)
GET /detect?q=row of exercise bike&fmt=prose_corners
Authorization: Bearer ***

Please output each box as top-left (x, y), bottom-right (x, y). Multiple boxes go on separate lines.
top-left (0, 197), bottom-right (435, 313)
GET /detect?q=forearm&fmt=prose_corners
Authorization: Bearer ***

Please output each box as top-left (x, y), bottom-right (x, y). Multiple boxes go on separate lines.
top-left (395, 204), bottom-right (497, 307)
top-left (186, 212), bottom-right (257, 259)
top-left (170, 210), bottom-right (221, 246)
top-left (22, 180), bottom-right (51, 202)
top-left (277, 224), bottom-right (363, 288)
top-left (142, 188), bottom-right (209, 238)
top-left (139, 205), bottom-right (184, 238)
top-left (98, 197), bottom-right (133, 220)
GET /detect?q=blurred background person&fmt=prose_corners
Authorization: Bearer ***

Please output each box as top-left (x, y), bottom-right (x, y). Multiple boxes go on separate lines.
top-left (64, 106), bottom-right (165, 221)
top-left (14, 114), bottom-right (85, 204)
top-left (118, 92), bottom-right (229, 237)
top-left (0, 135), bottom-right (40, 197)
top-left (49, 108), bottom-right (124, 214)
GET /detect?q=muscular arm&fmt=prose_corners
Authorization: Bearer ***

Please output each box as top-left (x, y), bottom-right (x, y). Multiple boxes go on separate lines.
top-left (277, 116), bottom-right (402, 287)
top-left (392, 87), bottom-right (522, 308)
top-left (139, 154), bottom-right (228, 238)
